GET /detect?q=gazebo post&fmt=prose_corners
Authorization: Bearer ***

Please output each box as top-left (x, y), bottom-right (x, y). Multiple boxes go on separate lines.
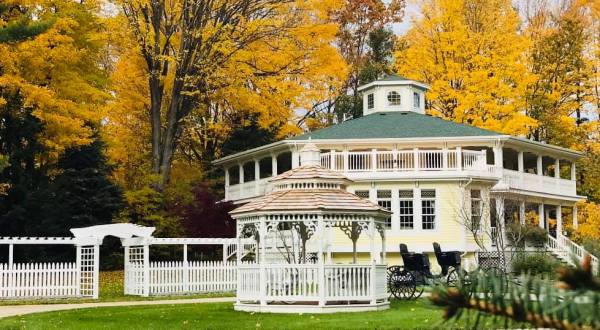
top-left (259, 218), bottom-right (267, 306)
top-left (236, 224), bottom-right (241, 305)
top-left (318, 215), bottom-right (325, 307)
top-left (381, 225), bottom-right (386, 264)
top-left (369, 218), bottom-right (376, 305)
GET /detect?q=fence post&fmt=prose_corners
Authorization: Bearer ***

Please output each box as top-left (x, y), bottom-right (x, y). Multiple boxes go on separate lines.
top-left (93, 244), bottom-right (100, 299)
top-left (75, 244), bottom-right (81, 297)
top-left (8, 244), bottom-right (13, 298)
top-left (143, 243), bottom-right (150, 297)
top-left (183, 244), bottom-right (189, 293)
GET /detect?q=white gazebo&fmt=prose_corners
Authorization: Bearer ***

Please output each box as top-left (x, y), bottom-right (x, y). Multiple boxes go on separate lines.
top-left (231, 143), bottom-right (391, 313)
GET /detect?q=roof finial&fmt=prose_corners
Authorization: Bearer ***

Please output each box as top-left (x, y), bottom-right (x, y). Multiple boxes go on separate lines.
top-left (299, 142), bottom-right (320, 166)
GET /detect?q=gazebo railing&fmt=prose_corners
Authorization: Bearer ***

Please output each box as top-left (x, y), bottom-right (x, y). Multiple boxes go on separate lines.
top-left (237, 263), bottom-right (387, 303)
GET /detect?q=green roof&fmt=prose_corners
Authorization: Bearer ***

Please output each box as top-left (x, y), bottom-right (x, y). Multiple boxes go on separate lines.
top-left (379, 74), bottom-right (409, 81)
top-left (291, 112), bottom-right (501, 140)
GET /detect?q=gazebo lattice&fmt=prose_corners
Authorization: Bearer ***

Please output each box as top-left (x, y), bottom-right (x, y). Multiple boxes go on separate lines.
top-left (231, 143), bottom-right (391, 313)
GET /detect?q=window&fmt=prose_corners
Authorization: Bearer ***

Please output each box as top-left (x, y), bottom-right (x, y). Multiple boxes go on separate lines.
top-left (413, 92), bottom-right (420, 108)
top-left (354, 190), bottom-right (370, 199)
top-left (421, 189), bottom-right (436, 230)
top-left (367, 93), bottom-right (374, 109)
top-left (471, 190), bottom-right (482, 231)
top-left (377, 190), bottom-right (392, 229)
top-left (398, 190), bottom-right (414, 229)
top-left (387, 91), bottom-right (401, 106)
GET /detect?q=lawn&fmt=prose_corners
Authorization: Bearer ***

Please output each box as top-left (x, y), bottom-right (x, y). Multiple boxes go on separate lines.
top-left (0, 271), bottom-right (232, 306)
top-left (0, 299), bottom-right (505, 330)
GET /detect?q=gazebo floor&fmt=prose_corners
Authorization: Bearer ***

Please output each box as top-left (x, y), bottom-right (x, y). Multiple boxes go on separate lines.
top-left (234, 301), bottom-right (390, 314)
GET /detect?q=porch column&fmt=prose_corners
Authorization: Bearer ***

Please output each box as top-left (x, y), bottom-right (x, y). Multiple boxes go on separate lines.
top-left (573, 204), bottom-right (578, 229)
top-left (343, 147), bottom-right (349, 172)
top-left (456, 147), bottom-right (462, 171)
top-left (537, 155), bottom-right (543, 176)
top-left (493, 145), bottom-right (503, 170)
top-left (538, 203), bottom-right (545, 229)
top-left (554, 159), bottom-right (560, 178)
top-left (556, 205), bottom-right (563, 236)
top-left (291, 150), bottom-right (300, 168)
top-left (519, 201), bottom-right (525, 225)
top-left (224, 168), bottom-right (230, 200)
top-left (571, 163), bottom-right (577, 181)
top-left (254, 159), bottom-right (260, 194)
top-left (518, 152), bottom-right (524, 172)
top-left (271, 154), bottom-right (277, 177)
top-left (442, 147), bottom-right (448, 170)
top-left (330, 150), bottom-right (336, 170)
top-left (371, 149), bottom-right (377, 171)
top-left (413, 148), bottom-right (420, 171)
top-left (238, 163), bottom-right (244, 184)
top-left (494, 197), bottom-right (504, 248)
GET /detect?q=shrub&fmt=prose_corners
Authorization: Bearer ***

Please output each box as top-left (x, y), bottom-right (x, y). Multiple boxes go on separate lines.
top-left (511, 253), bottom-right (561, 275)
top-left (524, 226), bottom-right (548, 247)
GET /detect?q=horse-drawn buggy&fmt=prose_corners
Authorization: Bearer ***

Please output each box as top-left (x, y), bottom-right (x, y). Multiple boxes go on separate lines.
top-left (387, 242), bottom-right (463, 299)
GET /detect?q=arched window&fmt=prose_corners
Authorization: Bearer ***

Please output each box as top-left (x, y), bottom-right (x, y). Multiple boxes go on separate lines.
top-left (387, 91), bottom-right (401, 106)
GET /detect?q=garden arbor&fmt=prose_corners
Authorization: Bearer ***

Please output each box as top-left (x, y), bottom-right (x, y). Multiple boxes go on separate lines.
top-left (231, 143), bottom-right (391, 313)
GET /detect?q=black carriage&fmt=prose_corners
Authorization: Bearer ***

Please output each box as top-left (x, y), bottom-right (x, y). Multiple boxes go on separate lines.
top-left (387, 242), bottom-right (462, 300)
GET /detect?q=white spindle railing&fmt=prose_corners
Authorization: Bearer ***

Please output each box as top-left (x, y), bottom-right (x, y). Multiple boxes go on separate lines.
top-left (347, 152), bottom-right (372, 172)
top-left (0, 262), bottom-right (79, 299)
top-left (547, 234), bottom-right (599, 275)
top-left (237, 263), bottom-right (386, 303)
top-left (124, 261), bottom-right (237, 296)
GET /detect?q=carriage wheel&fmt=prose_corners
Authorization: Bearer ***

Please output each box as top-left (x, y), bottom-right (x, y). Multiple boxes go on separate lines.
top-left (411, 271), bottom-right (425, 299)
top-left (388, 268), bottom-right (416, 300)
top-left (446, 267), bottom-right (459, 287)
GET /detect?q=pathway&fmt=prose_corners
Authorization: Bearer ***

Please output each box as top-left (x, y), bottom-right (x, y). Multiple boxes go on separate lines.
top-left (0, 297), bottom-right (236, 319)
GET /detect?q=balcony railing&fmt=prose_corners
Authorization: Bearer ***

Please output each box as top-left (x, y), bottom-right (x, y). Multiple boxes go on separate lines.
top-left (319, 149), bottom-right (490, 174)
top-left (502, 169), bottom-right (576, 196)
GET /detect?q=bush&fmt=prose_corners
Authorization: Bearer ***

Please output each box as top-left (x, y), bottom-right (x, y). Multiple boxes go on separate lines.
top-left (581, 239), bottom-right (600, 257)
top-left (524, 226), bottom-right (548, 247)
top-left (512, 253), bottom-right (561, 276)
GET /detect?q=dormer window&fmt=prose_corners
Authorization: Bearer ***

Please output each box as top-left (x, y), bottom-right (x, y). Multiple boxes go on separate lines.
top-left (367, 93), bottom-right (374, 109)
top-left (387, 91), bottom-right (401, 106)
top-left (413, 92), bottom-right (420, 108)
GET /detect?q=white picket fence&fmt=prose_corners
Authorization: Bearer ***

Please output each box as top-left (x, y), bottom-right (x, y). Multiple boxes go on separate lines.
top-left (0, 263), bottom-right (79, 299)
top-left (125, 260), bottom-right (238, 296)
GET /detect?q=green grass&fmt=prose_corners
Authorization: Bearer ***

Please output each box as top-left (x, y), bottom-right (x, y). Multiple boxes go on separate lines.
top-left (0, 299), bottom-right (511, 330)
top-left (0, 271), bottom-right (232, 306)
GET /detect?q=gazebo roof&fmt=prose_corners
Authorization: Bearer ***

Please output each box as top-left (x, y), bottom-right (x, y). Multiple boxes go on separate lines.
top-left (229, 188), bottom-right (389, 215)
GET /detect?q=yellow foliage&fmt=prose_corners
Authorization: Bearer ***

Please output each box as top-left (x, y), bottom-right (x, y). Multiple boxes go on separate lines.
top-left (395, 0), bottom-right (537, 136)
top-left (574, 201), bottom-right (600, 241)
top-left (0, 0), bottom-right (110, 161)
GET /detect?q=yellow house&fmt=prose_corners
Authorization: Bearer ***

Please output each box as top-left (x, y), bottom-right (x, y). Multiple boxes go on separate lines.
top-left (213, 75), bottom-right (585, 271)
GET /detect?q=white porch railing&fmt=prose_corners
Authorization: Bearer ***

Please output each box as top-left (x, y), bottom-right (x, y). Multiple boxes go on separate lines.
top-left (502, 169), bottom-right (576, 196)
top-left (320, 149), bottom-right (489, 174)
top-left (547, 234), bottom-right (599, 275)
top-left (0, 263), bottom-right (79, 299)
top-left (226, 178), bottom-right (269, 201)
top-left (238, 263), bottom-right (387, 303)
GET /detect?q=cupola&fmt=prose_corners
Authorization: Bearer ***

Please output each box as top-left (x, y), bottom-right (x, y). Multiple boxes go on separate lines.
top-left (357, 74), bottom-right (429, 116)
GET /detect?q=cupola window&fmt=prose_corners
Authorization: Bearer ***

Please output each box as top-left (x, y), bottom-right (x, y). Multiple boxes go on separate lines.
top-left (367, 93), bottom-right (374, 109)
top-left (413, 92), bottom-right (420, 108)
top-left (387, 91), bottom-right (401, 106)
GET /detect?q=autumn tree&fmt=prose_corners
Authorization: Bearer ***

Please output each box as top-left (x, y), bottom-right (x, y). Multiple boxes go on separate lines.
top-left (304, 0), bottom-right (404, 128)
top-left (116, 0), bottom-right (345, 191)
top-left (523, 2), bottom-right (593, 147)
top-left (395, 0), bottom-right (536, 136)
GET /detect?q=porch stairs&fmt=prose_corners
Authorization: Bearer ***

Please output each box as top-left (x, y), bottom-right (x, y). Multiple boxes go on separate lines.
top-left (546, 234), bottom-right (599, 275)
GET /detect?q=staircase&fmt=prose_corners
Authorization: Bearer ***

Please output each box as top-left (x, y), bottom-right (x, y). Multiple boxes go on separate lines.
top-left (546, 234), bottom-right (599, 275)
